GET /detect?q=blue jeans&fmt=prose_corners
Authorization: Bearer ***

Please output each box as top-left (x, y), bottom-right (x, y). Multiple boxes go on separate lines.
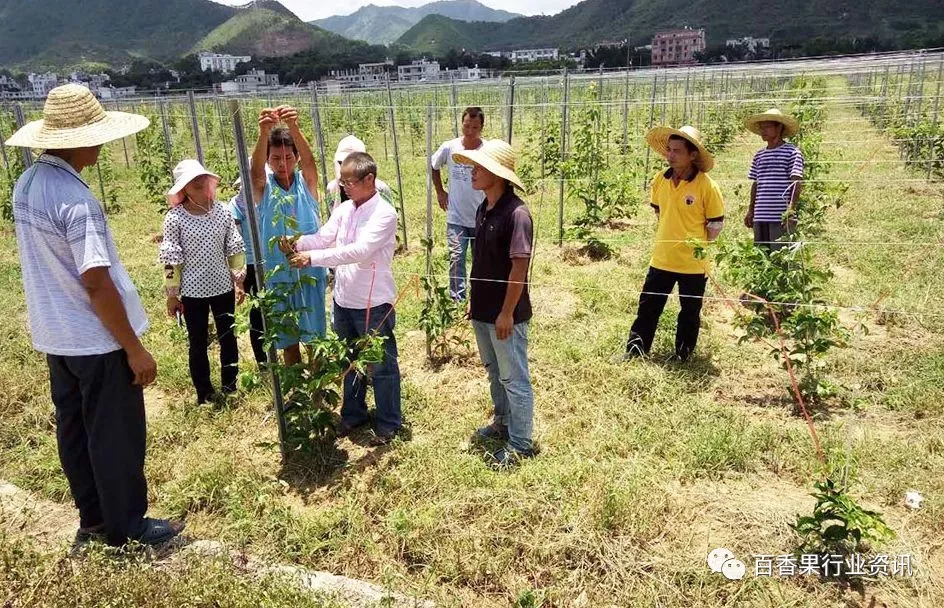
top-left (472, 320), bottom-right (534, 453)
top-left (333, 302), bottom-right (402, 434)
top-left (447, 223), bottom-right (476, 301)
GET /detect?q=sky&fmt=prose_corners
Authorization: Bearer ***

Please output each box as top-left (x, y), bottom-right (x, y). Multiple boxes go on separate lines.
top-left (213, 0), bottom-right (581, 22)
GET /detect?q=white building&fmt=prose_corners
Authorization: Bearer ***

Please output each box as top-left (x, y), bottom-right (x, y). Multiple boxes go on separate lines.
top-left (28, 72), bottom-right (59, 97)
top-left (442, 65), bottom-right (482, 81)
top-left (220, 69), bottom-right (280, 93)
top-left (198, 51), bottom-right (252, 74)
top-left (725, 37), bottom-right (771, 53)
top-left (509, 48), bottom-right (559, 63)
top-left (98, 86), bottom-right (138, 99)
top-left (326, 61), bottom-right (391, 88)
top-left (397, 59), bottom-right (440, 82)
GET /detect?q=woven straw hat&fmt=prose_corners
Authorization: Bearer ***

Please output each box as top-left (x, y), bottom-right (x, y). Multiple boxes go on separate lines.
top-left (645, 125), bottom-right (715, 172)
top-left (167, 159), bottom-right (220, 206)
top-left (4, 84), bottom-right (149, 149)
top-left (744, 108), bottom-right (799, 138)
top-left (335, 135), bottom-right (367, 163)
top-left (452, 139), bottom-right (524, 190)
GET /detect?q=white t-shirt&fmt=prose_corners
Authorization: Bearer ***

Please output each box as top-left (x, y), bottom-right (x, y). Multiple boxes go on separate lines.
top-left (431, 138), bottom-right (484, 229)
top-left (13, 155), bottom-right (149, 356)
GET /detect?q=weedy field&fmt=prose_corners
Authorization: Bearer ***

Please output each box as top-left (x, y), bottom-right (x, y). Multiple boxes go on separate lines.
top-left (1, 56), bottom-right (943, 607)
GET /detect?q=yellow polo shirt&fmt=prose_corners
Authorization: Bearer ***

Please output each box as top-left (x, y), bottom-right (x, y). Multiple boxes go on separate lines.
top-left (649, 169), bottom-right (725, 275)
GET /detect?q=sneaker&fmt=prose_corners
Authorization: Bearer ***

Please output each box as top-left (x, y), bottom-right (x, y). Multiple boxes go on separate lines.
top-left (614, 335), bottom-right (646, 362)
top-left (369, 428), bottom-right (399, 446)
top-left (336, 419), bottom-right (369, 438)
top-left (491, 447), bottom-right (535, 469)
top-left (197, 391), bottom-right (218, 406)
top-left (474, 423), bottom-right (509, 442)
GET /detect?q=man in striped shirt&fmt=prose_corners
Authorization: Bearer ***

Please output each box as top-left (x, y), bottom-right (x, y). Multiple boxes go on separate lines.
top-left (743, 109), bottom-right (804, 252)
top-left (6, 85), bottom-right (183, 549)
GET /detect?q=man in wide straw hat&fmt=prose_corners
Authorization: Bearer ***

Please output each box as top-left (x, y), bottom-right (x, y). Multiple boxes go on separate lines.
top-left (622, 125), bottom-right (725, 363)
top-left (453, 139), bottom-right (536, 468)
top-left (743, 108), bottom-right (804, 251)
top-left (6, 84), bottom-right (184, 548)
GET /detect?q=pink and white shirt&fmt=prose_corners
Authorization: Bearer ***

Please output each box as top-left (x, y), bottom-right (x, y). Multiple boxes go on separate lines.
top-left (296, 191), bottom-right (398, 309)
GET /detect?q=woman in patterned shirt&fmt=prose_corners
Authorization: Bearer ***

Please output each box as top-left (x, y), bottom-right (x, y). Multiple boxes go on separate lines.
top-left (160, 159), bottom-right (246, 405)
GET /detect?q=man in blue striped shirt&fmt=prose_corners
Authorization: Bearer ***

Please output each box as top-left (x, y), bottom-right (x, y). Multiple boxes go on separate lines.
top-left (743, 109), bottom-right (804, 252)
top-left (6, 85), bottom-right (184, 549)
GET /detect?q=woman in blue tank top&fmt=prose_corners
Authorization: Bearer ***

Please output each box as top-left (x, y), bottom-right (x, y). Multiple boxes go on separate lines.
top-left (249, 105), bottom-right (327, 367)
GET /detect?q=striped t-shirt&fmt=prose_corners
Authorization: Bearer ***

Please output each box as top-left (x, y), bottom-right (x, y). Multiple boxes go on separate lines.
top-left (13, 154), bottom-right (149, 356)
top-left (748, 143), bottom-right (804, 222)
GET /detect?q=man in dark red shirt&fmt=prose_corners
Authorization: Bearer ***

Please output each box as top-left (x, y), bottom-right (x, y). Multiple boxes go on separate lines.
top-left (453, 140), bottom-right (535, 468)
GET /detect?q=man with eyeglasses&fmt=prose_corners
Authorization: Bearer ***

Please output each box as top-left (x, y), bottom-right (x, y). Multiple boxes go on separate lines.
top-left (286, 152), bottom-right (402, 446)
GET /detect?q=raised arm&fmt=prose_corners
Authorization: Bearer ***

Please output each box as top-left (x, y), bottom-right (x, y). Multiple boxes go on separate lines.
top-left (277, 105), bottom-right (320, 199)
top-left (251, 108), bottom-right (278, 205)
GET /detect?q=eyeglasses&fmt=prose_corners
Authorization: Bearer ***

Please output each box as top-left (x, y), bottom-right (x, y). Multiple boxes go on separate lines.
top-left (339, 175), bottom-right (366, 188)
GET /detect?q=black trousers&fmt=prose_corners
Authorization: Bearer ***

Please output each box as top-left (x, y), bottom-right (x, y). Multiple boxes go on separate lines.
top-left (181, 290), bottom-right (238, 402)
top-left (244, 265), bottom-right (267, 366)
top-left (47, 350), bottom-right (148, 545)
top-left (627, 266), bottom-right (708, 359)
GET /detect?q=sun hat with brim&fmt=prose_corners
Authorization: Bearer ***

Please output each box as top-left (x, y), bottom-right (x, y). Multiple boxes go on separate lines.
top-left (452, 139), bottom-right (524, 190)
top-left (167, 159), bottom-right (221, 206)
top-left (744, 108), bottom-right (799, 138)
top-left (645, 125), bottom-right (715, 173)
top-left (335, 134), bottom-right (367, 163)
top-left (4, 84), bottom-right (149, 149)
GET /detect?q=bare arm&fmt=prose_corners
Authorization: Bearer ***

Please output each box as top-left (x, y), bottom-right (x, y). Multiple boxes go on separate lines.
top-left (278, 106), bottom-right (320, 198)
top-left (251, 108), bottom-right (277, 205)
top-left (432, 169), bottom-right (448, 210)
top-left (82, 268), bottom-right (156, 386)
top-left (745, 182), bottom-right (757, 228)
top-left (494, 258), bottom-right (530, 340)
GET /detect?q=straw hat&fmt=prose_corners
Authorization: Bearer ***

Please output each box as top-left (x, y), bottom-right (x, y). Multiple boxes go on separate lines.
top-left (452, 139), bottom-right (524, 190)
top-left (744, 108), bottom-right (799, 138)
top-left (4, 84), bottom-right (149, 149)
top-left (335, 135), bottom-right (366, 163)
top-left (167, 159), bottom-right (220, 206)
top-left (645, 125), bottom-right (715, 173)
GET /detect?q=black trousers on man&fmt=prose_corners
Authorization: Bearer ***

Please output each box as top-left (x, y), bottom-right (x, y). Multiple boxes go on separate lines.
top-left (181, 290), bottom-right (238, 402)
top-left (47, 350), bottom-right (148, 546)
top-left (626, 266), bottom-right (708, 360)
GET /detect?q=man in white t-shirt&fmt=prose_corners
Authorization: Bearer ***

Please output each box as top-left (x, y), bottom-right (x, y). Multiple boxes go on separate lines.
top-left (6, 85), bottom-right (184, 549)
top-left (431, 107), bottom-right (485, 301)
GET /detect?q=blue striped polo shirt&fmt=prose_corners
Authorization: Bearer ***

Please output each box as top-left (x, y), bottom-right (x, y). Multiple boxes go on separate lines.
top-left (748, 143), bottom-right (804, 222)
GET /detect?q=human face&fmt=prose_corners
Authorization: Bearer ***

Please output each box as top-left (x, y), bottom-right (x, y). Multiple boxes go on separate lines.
top-left (758, 121), bottom-right (784, 142)
top-left (183, 174), bottom-right (214, 205)
top-left (461, 114), bottom-right (483, 140)
top-left (267, 145), bottom-right (298, 181)
top-left (470, 163), bottom-right (499, 191)
top-left (666, 139), bottom-right (697, 173)
top-left (338, 166), bottom-right (375, 203)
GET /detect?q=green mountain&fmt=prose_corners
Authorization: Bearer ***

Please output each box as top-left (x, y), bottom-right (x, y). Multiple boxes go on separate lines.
top-left (192, 2), bottom-right (354, 58)
top-left (0, 0), bottom-right (237, 70)
top-left (313, 0), bottom-right (519, 45)
top-left (397, 0), bottom-right (944, 54)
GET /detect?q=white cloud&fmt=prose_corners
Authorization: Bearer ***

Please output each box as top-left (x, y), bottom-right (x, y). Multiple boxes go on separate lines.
top-left (213, 0), bottom-right (580, 22)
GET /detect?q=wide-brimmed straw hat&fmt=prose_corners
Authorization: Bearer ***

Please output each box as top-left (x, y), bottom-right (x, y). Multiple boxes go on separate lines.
top-left (4, 84), bottom-right (149, 149)
top-left (645, 125), bottom-right (715, 172)
top-left (167, 159), bottom-right (220, 206)
top-left (335, 134), bottom-right (366, 163)
top-left (452, 139), bottom-right (524, 190)
top-left (744, 108), bottom-right (799, 138)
